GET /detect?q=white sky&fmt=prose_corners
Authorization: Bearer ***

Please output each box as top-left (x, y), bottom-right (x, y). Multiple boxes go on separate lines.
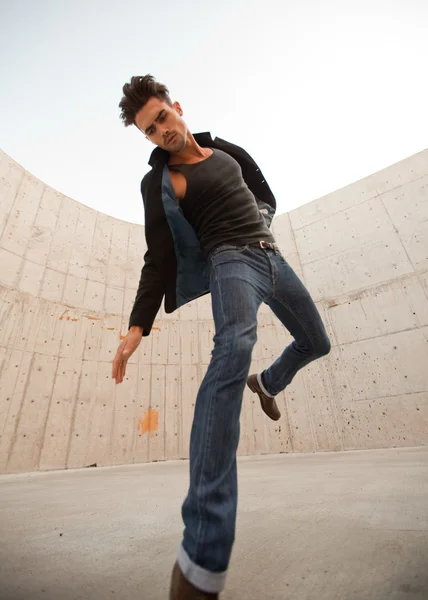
top-left (1, 0), bottom-right (427, 225)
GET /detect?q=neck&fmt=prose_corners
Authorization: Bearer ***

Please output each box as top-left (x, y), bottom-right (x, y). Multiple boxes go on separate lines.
top-left (168, 132), bottom-right (208, 165)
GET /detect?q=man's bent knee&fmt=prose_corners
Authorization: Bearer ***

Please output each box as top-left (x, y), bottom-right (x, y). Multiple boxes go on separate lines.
top-left (314, 334), bottom-right (331, 358)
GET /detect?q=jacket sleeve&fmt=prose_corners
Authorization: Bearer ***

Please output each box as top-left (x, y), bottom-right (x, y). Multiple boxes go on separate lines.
top-left (128, 248), bottom-right (164, 336)
top-left (128, 172), bottom-right (164, 336)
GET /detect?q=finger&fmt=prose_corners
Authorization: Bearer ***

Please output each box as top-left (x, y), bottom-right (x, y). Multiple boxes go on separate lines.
top-left (115, 358), bottom-right (124, 384)
top-left (118, 358), bottom-right (127, 383)
top-left (112, 353), bottom-right (121, 378)
top-left (118, 344), bottom-right (134, 381)
top-left (116, 353), bottom-right (126, 382)
top-left (114, 361), bottom-right (121, 383)
top-left (112, 341), bottom-right (127, 378)
top-left (113, 355), bottom-right (124, 380)
top-left (112, 357), bottom-right (119, 379)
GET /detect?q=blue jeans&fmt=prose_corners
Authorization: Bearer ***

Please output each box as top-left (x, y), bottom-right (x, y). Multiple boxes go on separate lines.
top-left (177, 245), bottom-right (331, 593)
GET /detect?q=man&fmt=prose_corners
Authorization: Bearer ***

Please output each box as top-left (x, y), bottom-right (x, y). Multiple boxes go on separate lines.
top-left (112, 75), bottom-right (331, 599)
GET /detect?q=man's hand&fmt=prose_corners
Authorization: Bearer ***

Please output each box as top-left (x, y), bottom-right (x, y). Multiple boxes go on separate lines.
top-left (112, 326), bottom-right (143, 384)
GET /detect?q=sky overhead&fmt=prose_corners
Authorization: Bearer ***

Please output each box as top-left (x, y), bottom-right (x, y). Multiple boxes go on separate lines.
top-left (1, 0), bottom-right (427, 224)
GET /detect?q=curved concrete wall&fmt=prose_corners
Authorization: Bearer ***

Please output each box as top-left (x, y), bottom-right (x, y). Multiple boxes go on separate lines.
top-left (0, 148), bottom-right (427, 473)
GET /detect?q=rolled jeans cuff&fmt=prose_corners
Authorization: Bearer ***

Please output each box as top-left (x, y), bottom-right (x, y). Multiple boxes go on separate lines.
top-left (177, 544), bottom-right (227, 594)
top-left (257, 372), bottom-right (275, 398)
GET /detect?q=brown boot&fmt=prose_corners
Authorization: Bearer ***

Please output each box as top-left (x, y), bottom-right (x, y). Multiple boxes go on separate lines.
top-left (247, 374), bottom-right (281, 421)
top-left (169, 562), bottom-right (219, 599)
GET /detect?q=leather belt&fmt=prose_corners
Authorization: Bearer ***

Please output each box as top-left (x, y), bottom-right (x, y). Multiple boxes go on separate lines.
top-left (249, 240), bottom-right (279, 252)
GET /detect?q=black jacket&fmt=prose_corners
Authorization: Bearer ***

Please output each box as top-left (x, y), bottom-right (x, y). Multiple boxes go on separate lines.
top-left (128, 133), bottom-right (277, 336)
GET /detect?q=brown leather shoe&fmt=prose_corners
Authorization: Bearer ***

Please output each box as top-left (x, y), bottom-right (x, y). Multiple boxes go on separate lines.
top-left (169, 562), bottom-right (219, 600)
top-left (247, 374), bottom-right (281, 421)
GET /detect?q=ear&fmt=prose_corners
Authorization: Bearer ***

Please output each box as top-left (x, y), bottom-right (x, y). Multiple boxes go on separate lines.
top-left (173, 101), bottom-right (183, 117)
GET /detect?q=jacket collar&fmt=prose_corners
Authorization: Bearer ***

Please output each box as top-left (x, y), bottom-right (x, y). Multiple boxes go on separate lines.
top-left (148, 132), bottom-right (214, 167)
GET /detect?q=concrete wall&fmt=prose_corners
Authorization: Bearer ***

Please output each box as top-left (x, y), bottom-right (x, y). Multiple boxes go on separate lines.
top-left (0, 148), bottom-right (427, 474)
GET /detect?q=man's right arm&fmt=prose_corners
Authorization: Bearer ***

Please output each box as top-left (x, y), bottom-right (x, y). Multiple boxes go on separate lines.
top-left (128, 248), bottom-right (164, 337)
top-left (112, 248), bottom-right (163, 383)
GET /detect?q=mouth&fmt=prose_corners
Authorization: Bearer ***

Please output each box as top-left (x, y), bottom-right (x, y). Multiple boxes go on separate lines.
top-left (166, 134), bottom-right (177, 145)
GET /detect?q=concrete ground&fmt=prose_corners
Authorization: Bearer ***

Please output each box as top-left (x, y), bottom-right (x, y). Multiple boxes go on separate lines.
top-left (0, 447), bottom-right (427, 600)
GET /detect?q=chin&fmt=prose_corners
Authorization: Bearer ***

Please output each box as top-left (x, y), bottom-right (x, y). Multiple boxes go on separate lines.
top-left (171, 138), bottom-right (186, 153)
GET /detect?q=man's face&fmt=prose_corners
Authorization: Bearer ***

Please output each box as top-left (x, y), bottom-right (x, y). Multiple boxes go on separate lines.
top-left (134, 97), bottom-right (187, 152)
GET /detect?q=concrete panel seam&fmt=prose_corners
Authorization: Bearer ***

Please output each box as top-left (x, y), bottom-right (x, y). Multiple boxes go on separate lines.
top-left (64, 360), bottom-right (84, 469)
top-left (312, 268), bottom-right (427, 304)
top-left (380, 195), bottom-right (418, 273)
top-left (376, 171), bottom-right (428, 202)
top-left (109, 382), bottom-right (119, 466)
top-left (77, 204), bottom-right (98, 279)
top-left (299, 230), bottom-right (399, 268)
top-left (291, 171), bottom-right (428, 233)
top-left (300, 369), bottom-right (319, 451)
top-left (351, 390), bottom-right (427, 403)
top-left (45, 192), bottom-right (66, 272)
top-left (333, 324), bottom-right (428, 348)
top-left (320, 360), bottom-right (345, 451)
top-left (21, 184), bottom-right (48, 263)
top-left (5, 352), bottom-right (35, 472)
top-left (36, 354), bottom-right (62, 470)
top-left (0, 167), bottom-right (26, 241)
top-left (291, 190), bottom-right (382, 232)
top-left (34, 194), bottom-right (64, 307)
top-left (419, 273), bottom-right (428, 304)
top-left (282, 213), bottom-right (305, 280)
top-left (323, 271), bottom-right (428, 308)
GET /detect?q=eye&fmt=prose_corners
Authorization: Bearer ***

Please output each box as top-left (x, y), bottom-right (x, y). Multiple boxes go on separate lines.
top-left (159, 112), bottom-right (166, 123)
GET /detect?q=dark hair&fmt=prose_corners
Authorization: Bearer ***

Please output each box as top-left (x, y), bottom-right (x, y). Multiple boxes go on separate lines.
top-left (119, 75), bottom-right (172, 127)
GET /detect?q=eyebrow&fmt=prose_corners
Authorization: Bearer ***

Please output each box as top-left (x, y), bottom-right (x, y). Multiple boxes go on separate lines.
top-left (144, 110), bottom-right (165, 135)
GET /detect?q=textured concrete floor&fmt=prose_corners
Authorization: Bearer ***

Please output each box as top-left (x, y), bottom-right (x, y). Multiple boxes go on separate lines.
top-left (0, 447), bottom-right (427, 600)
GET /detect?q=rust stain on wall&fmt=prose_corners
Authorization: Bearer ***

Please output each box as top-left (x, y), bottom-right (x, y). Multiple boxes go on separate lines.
top-left (137, 408), bottom-right (159, 437)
